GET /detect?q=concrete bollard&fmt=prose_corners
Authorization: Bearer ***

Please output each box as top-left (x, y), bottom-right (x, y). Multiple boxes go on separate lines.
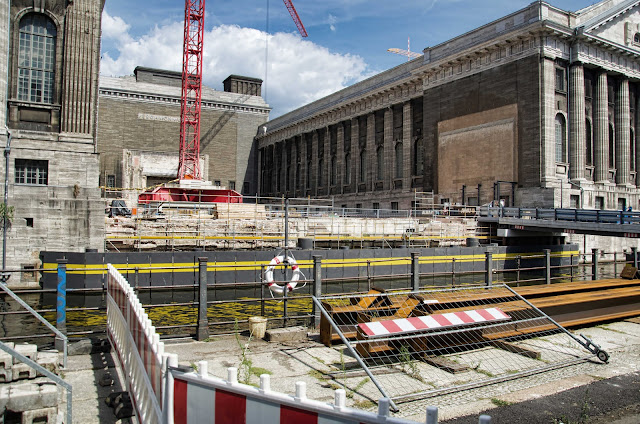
top-left (313, 255), bottom-right (323, 327)
top-left (544, 249), bottom-right (551, 285)
top-left (485, 252), bottom-right (493, 287)
top-left (411, 252), bottom-right (420, 291)
top-left (426, 406), bottom-right (438, 424)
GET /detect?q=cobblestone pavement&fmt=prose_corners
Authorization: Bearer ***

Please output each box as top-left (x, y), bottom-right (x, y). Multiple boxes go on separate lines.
top-left (64, 318), bottom-right (640, 423)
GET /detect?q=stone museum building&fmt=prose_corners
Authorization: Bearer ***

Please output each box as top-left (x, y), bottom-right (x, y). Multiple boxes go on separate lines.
top-left (255, 0), bottom-right (640, 212)
top-left (0, 0), bottom-right (104, 284)
top-left (97, 69), bottom-right (269, 204)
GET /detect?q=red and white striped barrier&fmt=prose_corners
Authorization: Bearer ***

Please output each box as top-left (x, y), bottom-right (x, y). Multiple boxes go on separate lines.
top-left (358, 308), bottom-right (510, 337)
top-left (166, 361), bottom-right (426, 424)
top-left (107, 264), bottom-right (165, 424)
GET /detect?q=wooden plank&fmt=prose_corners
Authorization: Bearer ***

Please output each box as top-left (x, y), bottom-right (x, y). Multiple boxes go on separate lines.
top-left (620, 264), bottom-right (638, 280)
top-left (625, 317), bottom-right (640, 324)
top-left (421, 355), bottom-right (469, 374)
top-left (491, 340), bottom-right (541, 359)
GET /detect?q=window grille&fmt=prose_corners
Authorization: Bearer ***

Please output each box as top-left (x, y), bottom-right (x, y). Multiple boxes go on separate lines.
top-left (15, 159), bottom-right (48, 185)
top-left (18, 14), bottom-right (57, 104)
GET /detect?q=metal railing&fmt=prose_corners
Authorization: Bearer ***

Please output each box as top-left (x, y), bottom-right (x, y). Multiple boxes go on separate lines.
top-left (479, 206), bottom-right (640, 225)
top-left (2, 247), bottom-right (606, 342)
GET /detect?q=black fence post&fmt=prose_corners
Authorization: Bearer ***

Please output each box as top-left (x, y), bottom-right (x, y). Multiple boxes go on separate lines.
top-left (411, 252), bottom-right (420, 291)
top-left (133, 266), bottom-right (139, 293)
top-left (55, 259), bottom-right (67, 352)
top-left (592, 248), bottom-right (599, 280)
top-left (196, 257), bottom-right (209, 341)
top-left (544, 249), bottom-right (551, 285)
top-left (485, 252), bottom-right (493, 287)
top-left (313, 255), bottom-right (322, 327)
top-left (632, 247), bottom-right (639, 269)
top-left (260, 265), bottom-right (266, 317)
top-left (613, 252), bottom-right (618, 276)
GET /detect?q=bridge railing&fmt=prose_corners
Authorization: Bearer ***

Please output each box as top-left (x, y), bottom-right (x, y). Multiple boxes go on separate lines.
top-left (479, 206), bottom-right (640, 224)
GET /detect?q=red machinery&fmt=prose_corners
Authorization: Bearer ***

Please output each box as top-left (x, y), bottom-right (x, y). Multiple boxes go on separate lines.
top-left (138, 0), bottom-right (241, 204)
top-left (138, 0), bottom-right (306, 205)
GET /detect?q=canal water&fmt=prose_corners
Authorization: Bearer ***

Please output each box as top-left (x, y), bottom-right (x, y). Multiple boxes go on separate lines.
top-left (0, 262), bottom-right (615, 346)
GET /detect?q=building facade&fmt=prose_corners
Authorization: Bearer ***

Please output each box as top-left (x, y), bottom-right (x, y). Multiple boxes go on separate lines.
top-left (1, 0), bottom-right (104, 285)
top-left (256, 0), bottom-right (640, 212)
top-left (97, 68), bottom-right (269, 204)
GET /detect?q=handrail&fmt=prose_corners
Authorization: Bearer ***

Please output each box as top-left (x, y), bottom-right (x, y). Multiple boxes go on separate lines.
top-left (478, 206), bottom-right (640, 225)
top-left (0, 282), bottom-right (67, 367)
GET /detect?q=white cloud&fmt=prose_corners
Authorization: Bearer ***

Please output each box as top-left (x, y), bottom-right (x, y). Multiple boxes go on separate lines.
top-left (328, 14), bottom-right (337, 32)
top-left (100, 11), bottom-right (372, 118)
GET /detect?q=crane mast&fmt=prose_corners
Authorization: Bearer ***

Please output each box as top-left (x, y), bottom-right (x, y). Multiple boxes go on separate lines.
top-left (178, 0), bottom-right (205, 180)
top-left (282, 0), bottom-right (308, 37)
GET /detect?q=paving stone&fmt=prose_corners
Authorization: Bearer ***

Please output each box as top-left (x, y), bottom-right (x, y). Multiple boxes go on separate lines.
top-left (0, 386), bottom-right (8, 413)
top-left (35, 352), bottom-right (60, 377)
top-left (13, 344), bottom-right (37, 364)
top-left (11, 363), bottom-right (36, 381)
top-left (20, 406), bottom-right (57, 424)
top-left (266, 326), bottom-right (307, 342)
top-left (6, 383), bottom-right (59, 412)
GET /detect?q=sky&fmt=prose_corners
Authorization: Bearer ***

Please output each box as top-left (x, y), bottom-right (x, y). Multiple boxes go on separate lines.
top-left (101, 0), bottom-right (599, 118)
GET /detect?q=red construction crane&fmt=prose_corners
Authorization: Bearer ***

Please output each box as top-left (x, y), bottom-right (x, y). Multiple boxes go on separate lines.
top-left (283, 0), bottom-right (307, 37)
top-left (177, 0), bottom-right (205, 180)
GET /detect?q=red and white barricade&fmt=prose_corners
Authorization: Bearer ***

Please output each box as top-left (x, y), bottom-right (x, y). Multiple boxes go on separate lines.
top-left (107, 264), bottom-right (165, 424)
top-left (358, 308), bottom-right (510, 338)
top-left (165, 360), bottom-right (425, 424)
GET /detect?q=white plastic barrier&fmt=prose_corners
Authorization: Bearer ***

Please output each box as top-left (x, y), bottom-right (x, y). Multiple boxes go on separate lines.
top-left (165, 359), bottom-right (424, 424)
top-left (107, 264), bottom-right (164, 424)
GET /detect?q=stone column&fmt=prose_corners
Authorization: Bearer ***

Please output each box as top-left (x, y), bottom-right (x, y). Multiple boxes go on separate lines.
top-left (636, 94), bottom-right (640, 186)
top-left (352, 117), bottom-right (360, 193)
top-left (257, 147), bottom-right (263, 196)
top-left (594, 71), bottom-right (609, 183)
top-left (542, 58), bottom-right (558, 184)
top-left (336, 123), bottom-right (344, 194)
top-left (366, 112), bottom-right (375, 192)
top-left (384, 107), bottom-right (393, 190)
top-left (291, 138), bottom-right (298, 196)
top-left (323, 126), bottom-right (331, 194)
top-left (311, 130), bottom-right (319, 196)
top-left (615, 78), bottom-right (630, 185)
top-left (569, 63), bottom-right (586, 180)
top-left (300, 135), bottom-right (307, 194)
top-left (403, 101), bottom-right (412, 192)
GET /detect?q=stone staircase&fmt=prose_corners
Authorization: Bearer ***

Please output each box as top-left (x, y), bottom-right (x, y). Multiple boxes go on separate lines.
top-left (0, 343), bottom-right (62, 423)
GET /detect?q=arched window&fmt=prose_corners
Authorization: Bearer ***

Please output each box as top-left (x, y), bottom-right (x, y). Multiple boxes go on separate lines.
top-left (18, 14), bottom-right (57, 103)
top-left (634, 32), bottom-right (640, 44)
top-left (395, 142), bottom-right (403, 179)
top-left (609, 124), bottom-right (615, 168)
top-left (359, 149), bottom-right (366, 183)
top-left (376, 146), bottom-right (384, 181)
top-left (413, 138), bottom-right (424, 176)
top-left (344, 152), bottom-right (351, 185)
top-left (586, 119), bottom-right (593, 166)
top-left (555, 114), bottom-right (566, 163)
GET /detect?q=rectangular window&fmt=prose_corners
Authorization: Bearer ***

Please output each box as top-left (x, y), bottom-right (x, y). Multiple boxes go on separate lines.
top-left (391, 202), bottom-right (399, 211)
top-left (15, 159), bottom-right (48, 185)
top-left (106, 175), bottom-right (116, 188)
top-left (467, 197), bottom-right (479, 206)
top-left (373, 203), bottom-right (380, 211)
top-left (555, 68), bottom-right (566, 92)
top-left (228, 181), bottom-right (236, 190)
top-left (595, 196), bottom-right (604, 210)
top-left (243, 181), bottom-right (250, 193)
top-left (214, 180), bottom-right (221, 186)
top-left (618, 198), bottom-right (627, 211)
top-left (570, 195), bottom-right (580, 209)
